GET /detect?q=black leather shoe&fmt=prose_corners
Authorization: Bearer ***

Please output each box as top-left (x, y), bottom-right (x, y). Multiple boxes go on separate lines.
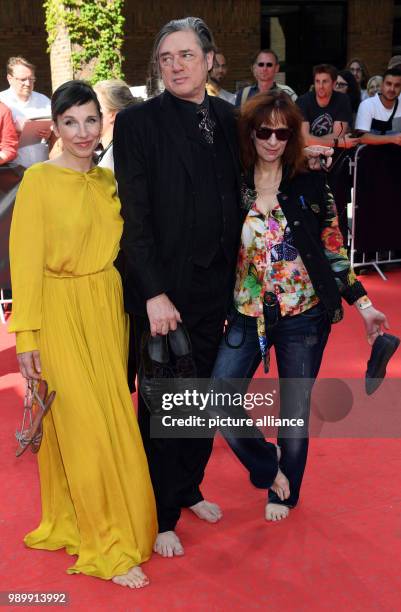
top-left (365, 333), bottom-right (400, 395)
top-left (140, 332), bottom-right (172, 376)
top-left (139, 332), bottom-right (174, 412)
top-left (168, 323), bottom-right (197, 378)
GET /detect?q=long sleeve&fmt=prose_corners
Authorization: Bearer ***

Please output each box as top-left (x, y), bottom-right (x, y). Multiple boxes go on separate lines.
top-left (113, 107), bottom-right (169, 302)
top-left (0, 103), bottom-right (18, 164)
top-left (319, 180), bottom-right (366, 304)
top-left (8, 167), bottom-right (44, 352)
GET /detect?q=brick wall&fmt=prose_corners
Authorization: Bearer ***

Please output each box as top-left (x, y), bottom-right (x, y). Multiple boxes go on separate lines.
top-left (122, 0), bottom-right (260, 91)
top-left (0, 1), bottom-right (395, 97)
top-left (50, 26), bottom-right (73, 91)
top-left (0, 0), bottom-right (259, 95)
top-left (0, 1), bottom-right (51, 97)
top-left (348, 0), bottom-right (394, 76)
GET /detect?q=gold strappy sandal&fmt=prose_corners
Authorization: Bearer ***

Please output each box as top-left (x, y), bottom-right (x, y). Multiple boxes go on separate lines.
top-left (15, 379), bottom-right (56, 457)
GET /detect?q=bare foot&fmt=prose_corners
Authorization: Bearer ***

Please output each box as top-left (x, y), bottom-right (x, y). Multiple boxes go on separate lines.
top-left (265, 503), bottom-right (290, 522)
top-left (112, 566), bottom-right (149, 588)
top-left (153, 531), bottom-right (184, 558)
top-left (270, 468), bottom-right (290, 502)
top-left (265, 445), bottom-right (290, 521)
top-left (189, 500), bottom-right (222, 523)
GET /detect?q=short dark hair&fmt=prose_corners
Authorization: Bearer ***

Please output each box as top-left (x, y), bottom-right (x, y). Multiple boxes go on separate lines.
top-left (252, 49), bottom-right (279, 65)
top-left (383, 68), bottom-right (401, 80)
top-left (313, 64), bottom-right (338, 81)
top-left (238, 90), bottom-right (307, 177)
top-left (51, 80), bottom-right (101, 122)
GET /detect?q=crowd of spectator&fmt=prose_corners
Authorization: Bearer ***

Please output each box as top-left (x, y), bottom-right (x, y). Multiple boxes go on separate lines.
top-left (207, 50), bottom-right (401, 144)
top-left (0, 50), bottom-right (400, 172)
top-left (204, 50), bottom-right (400, 246)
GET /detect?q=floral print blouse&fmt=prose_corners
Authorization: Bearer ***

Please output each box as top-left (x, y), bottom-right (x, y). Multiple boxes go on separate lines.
top-left (234, 184), bottom-right (349, 370)
top-left (234, 200), bottom-right (320, 318)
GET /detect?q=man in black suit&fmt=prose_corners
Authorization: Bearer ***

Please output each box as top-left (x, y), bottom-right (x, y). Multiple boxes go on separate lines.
top-left (114, 16), bottom-right (332, 558)
top-left (114, 17), bottom-right (242, 558)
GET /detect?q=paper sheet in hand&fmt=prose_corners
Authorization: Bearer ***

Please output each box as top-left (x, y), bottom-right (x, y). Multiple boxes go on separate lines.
top-left (18, 119), bottom-right (52, 147)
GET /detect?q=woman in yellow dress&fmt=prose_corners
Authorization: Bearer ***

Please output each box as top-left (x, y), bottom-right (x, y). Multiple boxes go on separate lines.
top-left (9, 80), bottom-right (157, 588)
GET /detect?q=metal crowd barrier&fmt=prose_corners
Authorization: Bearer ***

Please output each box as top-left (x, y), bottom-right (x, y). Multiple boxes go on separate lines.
top-left (349, 144), bottom-right (401, 280)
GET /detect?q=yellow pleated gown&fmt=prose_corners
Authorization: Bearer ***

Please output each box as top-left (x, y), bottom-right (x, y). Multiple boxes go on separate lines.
top-left (9, 163), bottom-right (157, 579)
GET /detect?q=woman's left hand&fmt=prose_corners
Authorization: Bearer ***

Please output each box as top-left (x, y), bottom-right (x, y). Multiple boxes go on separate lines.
top-left (358, 306), bottom-right (390, 345)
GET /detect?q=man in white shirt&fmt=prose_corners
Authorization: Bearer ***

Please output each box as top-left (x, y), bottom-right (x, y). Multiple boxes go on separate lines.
top-left (0, 56), bottom-right (51, 167)
top-left (355, 68), bottom-right (401, 146)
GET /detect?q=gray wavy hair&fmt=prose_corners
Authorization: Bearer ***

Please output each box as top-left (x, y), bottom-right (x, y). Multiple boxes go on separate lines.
top-left (150, 16), bottom-right (216, 77)
top-left (94, 79), bottom-right (138, 112)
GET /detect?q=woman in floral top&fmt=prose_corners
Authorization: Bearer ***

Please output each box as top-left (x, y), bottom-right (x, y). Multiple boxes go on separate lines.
top-left (211, 91), bottom-right (389, 521)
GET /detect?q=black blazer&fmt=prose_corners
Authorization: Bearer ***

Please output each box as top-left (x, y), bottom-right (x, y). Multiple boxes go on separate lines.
top-left (114, 91), bottom-right (242, 315)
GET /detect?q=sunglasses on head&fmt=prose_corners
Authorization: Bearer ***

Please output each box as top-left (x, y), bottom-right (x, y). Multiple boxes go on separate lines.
top-left (255, 127), bottom-right (292, 141)
top-left (257, 62), bottom-right (274, 68)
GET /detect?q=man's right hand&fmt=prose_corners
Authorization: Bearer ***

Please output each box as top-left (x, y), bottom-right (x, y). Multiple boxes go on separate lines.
top-left (146, 293), bottom-right (182, 336)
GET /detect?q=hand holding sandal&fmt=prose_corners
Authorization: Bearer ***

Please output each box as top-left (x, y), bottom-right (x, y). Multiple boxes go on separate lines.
top-left (15, 379), bottom-right (56, 457)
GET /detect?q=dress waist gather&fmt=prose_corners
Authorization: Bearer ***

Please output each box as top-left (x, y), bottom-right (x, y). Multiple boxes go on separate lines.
top-left (44, 265), bottom-right (115, 279)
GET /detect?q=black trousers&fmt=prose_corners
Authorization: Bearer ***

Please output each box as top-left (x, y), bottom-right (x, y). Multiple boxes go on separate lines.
top-left (134, 257), bottom-right (232, 532)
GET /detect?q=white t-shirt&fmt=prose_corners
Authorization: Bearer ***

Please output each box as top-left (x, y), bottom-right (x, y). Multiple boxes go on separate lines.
top-left (0, 88), bottom-right (51, 167)
top-left (355, 93), bottom-right (401, 134)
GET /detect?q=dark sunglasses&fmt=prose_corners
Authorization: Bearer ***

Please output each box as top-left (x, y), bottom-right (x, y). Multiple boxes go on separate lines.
top-left (255, 127), bottom-right (292, 141)
top-left (257, 62), bottom-right (274, 68)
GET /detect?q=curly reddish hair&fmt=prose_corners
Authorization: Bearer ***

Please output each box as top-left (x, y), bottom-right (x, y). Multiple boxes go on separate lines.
top-left (238, 90), bottom-right (307, 177)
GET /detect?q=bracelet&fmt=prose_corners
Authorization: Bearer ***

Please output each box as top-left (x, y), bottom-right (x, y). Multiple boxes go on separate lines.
top-left (356, 296), bottom-right (373, 310)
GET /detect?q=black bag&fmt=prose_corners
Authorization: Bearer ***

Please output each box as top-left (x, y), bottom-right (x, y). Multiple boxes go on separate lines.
top-left (371, 97), bottom-right (399, 135)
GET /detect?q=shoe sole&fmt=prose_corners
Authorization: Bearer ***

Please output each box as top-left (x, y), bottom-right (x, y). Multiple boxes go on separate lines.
top-left (365, 337), bottom-right (400, 395)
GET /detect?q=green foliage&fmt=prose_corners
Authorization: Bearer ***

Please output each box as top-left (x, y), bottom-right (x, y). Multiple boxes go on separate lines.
top-left (43, 0), bottom-right (125, 82)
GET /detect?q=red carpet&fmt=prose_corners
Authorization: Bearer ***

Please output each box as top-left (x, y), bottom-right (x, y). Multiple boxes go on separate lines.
top-left (1, 270), bottom-right (401, 611)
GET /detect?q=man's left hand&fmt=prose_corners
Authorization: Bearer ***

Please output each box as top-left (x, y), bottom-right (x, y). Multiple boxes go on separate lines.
top-left (304, 146), bottom-right (333, 170)
top-left (338, 134), bottom-right (361, 149)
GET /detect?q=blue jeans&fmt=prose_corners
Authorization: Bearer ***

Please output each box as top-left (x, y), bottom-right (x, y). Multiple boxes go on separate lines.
top-left (211, 302), bottom-right (331, 507)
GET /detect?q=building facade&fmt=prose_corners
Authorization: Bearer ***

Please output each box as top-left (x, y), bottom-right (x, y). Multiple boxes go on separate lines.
top-left (0, 0), bottom-right (399, 97)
